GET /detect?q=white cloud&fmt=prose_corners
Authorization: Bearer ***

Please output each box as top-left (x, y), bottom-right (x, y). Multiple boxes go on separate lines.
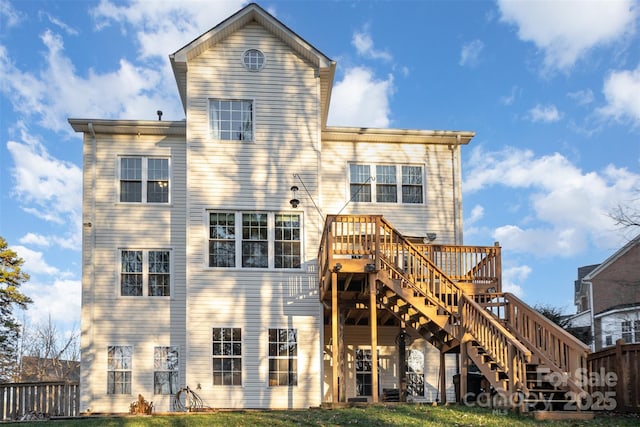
top-left (90, 0), bottom-right (245, 60)
top-left (0, 29), bottom-right (183, 133)
top-left (7, 125), bottom-right (82, 246)
top-left (39, 11), bottom-right (79, 35)
top-left (497, 0), bottom-right (637, 72)
top-left (464, 146), bottom-right (640, 256)
top-left (19, 233), bottom-right (51, 247)
top-left (10, 245), bottom-right (61, 276)
top-left (599, 64), bottom-right (640, 125)
top-left (567, 89), bottom-right (595, 106)
top-left (466, 205), bottom-right (485, 225)
top-left (502, 265), bottom-right (531, 297)
top-left (528, 104), bottom-right (562, 122)
top-left (500, 85), bottom-right (520, 106)
top-left (352, 28), bottom-right (393, 62)
top-left (327, 66), bottom-right (394, 128)
top-left (0, 0), bottom-right (23, 28)
top-left (459, 39), bottom-right (484, 67)
top-left (20, 278), bottom-right (81, 333)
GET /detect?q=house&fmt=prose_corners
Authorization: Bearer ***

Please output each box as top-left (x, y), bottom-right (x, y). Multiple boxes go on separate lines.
top-left (69, 3), bottom-right (589, 413)
top-left (570, 234), bottom-right (640, 351)
top-left (18, 356), bottom-right (80, 383)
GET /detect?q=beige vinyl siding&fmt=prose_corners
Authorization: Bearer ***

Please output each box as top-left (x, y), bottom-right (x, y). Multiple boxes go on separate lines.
top-left (184, 23), bottom-right (323, 408)
top-left (320, 140), bottom-right (462, 243)
top-left (80, 132), bottom-right (187, 412)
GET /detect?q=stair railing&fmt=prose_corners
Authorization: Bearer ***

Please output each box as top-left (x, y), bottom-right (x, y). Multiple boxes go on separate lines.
top-left (376, 217), bottom-right (463, 317)
top-left (478, 292), bottom-right (590, 393)
top-left (459, 294), bottom-right (532, 393)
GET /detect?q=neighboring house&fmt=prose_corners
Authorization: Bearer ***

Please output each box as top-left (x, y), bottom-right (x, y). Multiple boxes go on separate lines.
top-left (19, 356), bottom-right (80, 383)
top-left (569, 235), bottom-right (640, 351)
top-left (69, 3), bottom-right (588, 413)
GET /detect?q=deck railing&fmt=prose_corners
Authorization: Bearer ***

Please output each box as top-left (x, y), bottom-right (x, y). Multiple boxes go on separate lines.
top-left (318, 214), bottom-right (502, 297)
top-left (476, 292), bottom-right (590, 393)
top-left (0, 381), bottom-right (79, 420)
top-left (414, 243), bottom-right (501, 290)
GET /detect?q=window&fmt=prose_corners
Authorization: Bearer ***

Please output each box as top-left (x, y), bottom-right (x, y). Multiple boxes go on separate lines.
top-left (605, 335), bottom-right (613, 346)
top-left (108, 346), bottom-right (132, 394)
top-left (208, 212), bottom-right (301, 269)
top-left (119, 157), bottom-right (169, 203)
top-left (243, 49), bottom-right (265, 71)
top-left (268, 328), bottom-right (297, 386)
top-left (209, 212), bottom-right (236, 267)
top-left (242, 213), bottom-right (268, 268)
top-left (622, 319), bottom-right (640, 343)
top-left (622, 320), bottom-right (632, 343)
top-left (349, 164), bottom-right (424, 204)
top-left (209, 99), bottom-right (253, 141)
top-left (120, 250), bottom-right (171, 296)
top-left (154, 347), bottom-right (179, 394)
top-left (212, 328), bottom-right (242, 385)
top-left (376, 165), bottom-right (397, 203)
top-left (402, 166), bottom-right (423, 203)
top-left (355, 348), bottom-right (373, 396)
top-left (350, 164), bottom-right (371, 202)
top-left (274, 214), bottom-right (301, 268)
top-left (406, 349), bottom-right (425, 397)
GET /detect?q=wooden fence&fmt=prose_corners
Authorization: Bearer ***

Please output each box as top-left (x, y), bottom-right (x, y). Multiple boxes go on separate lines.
top-left (0, 381), bottom-right (79, 420)
top-left (587, 340), bottom-right (640, 412)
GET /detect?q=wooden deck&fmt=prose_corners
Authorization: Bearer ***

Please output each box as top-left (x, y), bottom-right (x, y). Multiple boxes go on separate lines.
top-left (318, 214), bottom-right (590, 410)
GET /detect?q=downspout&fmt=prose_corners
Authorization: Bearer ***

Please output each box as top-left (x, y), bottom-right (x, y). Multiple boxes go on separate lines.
top-left (585, 280), bottom-right (595, 351)
top-left (450, 137), bottom-right (460, 245)
top-left (87, 122), bottom-right (97, 409)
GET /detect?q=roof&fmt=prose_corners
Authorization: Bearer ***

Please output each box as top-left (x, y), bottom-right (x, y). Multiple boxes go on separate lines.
top-left (169, 3), bottom-right (336, 127)
top-left (323, 127), bottom-right (475, 145)
top-left (583, 233), bottom-right (640, 281)
top-left (68, 119), bottom-right (186, 137)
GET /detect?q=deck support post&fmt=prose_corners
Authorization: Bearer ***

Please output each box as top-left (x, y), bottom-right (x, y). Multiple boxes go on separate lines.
top-left (369, 273), bottom-right (379, 403)
top-left (398, 327), bottom-right (406, 402)
top-left (331, 271), bottom-right (339, 403)
top-left (440, 351), bottom-right (447, 404)
top-left (460, 340), bottom-right (468, 402)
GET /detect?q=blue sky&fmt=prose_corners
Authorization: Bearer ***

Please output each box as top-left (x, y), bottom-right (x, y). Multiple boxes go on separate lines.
top-left (1, 0), bottom-right (639, 338)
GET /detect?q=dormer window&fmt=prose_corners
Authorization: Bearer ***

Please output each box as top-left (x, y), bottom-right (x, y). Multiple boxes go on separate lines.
top-left (242, 49), bottom-right (265, 71)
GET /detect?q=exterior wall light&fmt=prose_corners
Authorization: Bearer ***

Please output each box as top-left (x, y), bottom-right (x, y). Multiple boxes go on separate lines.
top-left (290, 186), bottom-right (299, 208)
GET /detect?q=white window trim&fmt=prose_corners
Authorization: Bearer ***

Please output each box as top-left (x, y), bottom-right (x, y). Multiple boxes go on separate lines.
top-left (117, 248), bottom-right (173, 298)
top-left (211, 326), bottom-right (244, 387)
top-left (153, 346), bottom-right (180, 395)
top-left (208, 98), bottom-right (256, 143)
top-left (348, 163), bottom-right (425, 205)
top-left (117, 156), bottom-right (171, 204)
top-left (241, 48), bottom-right (266, 72)
top-left (267, 327), bottom-right (298, 388)
top-left (205, 210), bottom-right (303, 271)
top-left (107, 345), bottom-right (133, 395)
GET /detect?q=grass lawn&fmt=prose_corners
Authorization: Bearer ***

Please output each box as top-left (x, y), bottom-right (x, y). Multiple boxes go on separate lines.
top-left (8, 404), bottom-right (640, 426)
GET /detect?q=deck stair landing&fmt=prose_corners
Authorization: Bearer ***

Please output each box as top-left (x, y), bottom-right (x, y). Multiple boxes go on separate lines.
top-left (319, 215), bottom-right (591, 411)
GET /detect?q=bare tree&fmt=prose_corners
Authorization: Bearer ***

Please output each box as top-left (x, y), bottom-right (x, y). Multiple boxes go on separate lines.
top-left (19, 315), bottom-right (79, 382)
top-left (534, 304), bottom-right (592, 346)
top-left (609, 204), bottom-right (640, 229)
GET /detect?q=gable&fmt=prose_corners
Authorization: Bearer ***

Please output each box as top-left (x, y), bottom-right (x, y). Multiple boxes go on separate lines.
top-left (170, 3), bottom-right (335, 126)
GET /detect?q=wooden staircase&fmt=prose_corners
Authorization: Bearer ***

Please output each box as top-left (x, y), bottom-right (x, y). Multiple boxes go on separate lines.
top-left (319, 215), bottom-right (591, 411)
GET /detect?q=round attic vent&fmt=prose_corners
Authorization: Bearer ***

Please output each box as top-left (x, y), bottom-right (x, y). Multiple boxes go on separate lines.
top-left (242, 49), bottom-right (265, 71)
